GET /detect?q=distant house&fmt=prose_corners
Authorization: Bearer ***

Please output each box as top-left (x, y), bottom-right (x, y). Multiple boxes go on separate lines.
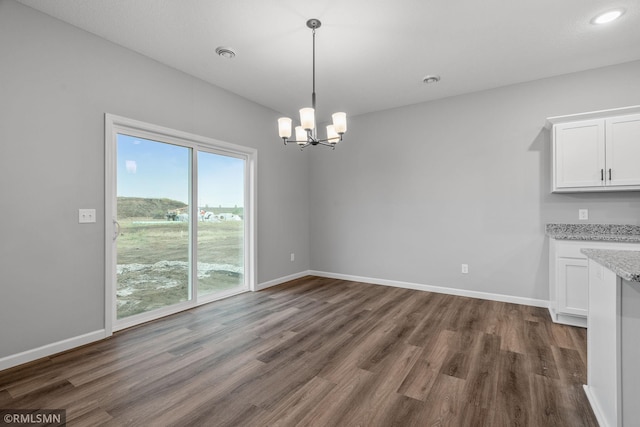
top-left (217, 213), bottom-right (242, 221)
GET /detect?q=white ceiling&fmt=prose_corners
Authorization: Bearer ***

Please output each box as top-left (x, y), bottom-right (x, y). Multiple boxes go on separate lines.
top-left (16, 0), bottom-right (640, 122)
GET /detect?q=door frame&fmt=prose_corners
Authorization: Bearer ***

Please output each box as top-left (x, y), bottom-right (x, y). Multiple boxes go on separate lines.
top-left (104, 113), bottom-right (257, 335)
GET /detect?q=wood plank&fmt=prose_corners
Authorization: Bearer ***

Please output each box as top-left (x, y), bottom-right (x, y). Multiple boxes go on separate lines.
top-left (261, 376), bottom-right (336, 426)
top-left (296, 368), bottom-right (376, 426)
top-left (495, 350), bottom-right (531, 426)
top-left (420, 373), bottom-right (466, 425)
top-left (458, 333), bottom-right (501, 425)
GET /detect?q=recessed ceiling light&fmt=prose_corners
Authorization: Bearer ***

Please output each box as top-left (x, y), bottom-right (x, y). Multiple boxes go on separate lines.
top-left (591, 9), bottom-right (625, 25)
top-left (423, 75), bottom-right (441, 84)
top-left (215, 46), bottom-right (236, 59)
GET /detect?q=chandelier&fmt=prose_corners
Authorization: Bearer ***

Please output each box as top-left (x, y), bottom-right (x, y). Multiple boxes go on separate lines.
top-left (277, 19), bottom-right (347, 149)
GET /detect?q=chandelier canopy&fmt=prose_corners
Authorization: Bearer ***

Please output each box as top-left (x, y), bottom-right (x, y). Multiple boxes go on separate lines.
top-left (278, 19), bottom-right (347, 149)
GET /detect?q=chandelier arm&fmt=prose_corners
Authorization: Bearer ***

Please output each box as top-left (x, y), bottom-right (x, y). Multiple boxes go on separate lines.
top-left (283, 138), bottom-right (312, 146)
top-left (314, 134), bottom-right (344, 144)
top-left (284, 141), bottom-right (330, 151)
top-left (283, 136), bottom-right (335, 150)
top-left (314, 141), bottom-right (337, 148)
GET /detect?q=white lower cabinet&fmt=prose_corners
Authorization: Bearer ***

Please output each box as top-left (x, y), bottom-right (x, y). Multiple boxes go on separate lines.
top-left (549, 239), bottom-right (640, 327)
top-left (556, 257), bottom-right (588, 318)
top-left (585, 261), bottom-right (640, 427)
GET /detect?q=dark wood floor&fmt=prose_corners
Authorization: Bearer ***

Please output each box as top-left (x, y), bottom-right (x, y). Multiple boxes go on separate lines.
top-left (0, 276), bottom-right (597, 426)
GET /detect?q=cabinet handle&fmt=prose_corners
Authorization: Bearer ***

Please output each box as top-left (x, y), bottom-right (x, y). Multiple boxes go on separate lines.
top-left (609, 168), bottom-right (612, 181)
top-left (601, 169), bottom-right (604, 181)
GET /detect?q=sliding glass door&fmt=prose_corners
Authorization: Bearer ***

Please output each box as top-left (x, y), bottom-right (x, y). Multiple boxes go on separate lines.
top-left (197, 151), bottom-right (246, 299)
top-left (116, 135), bottom-right (192, 320)
top-left (106, 114), bottom-right (256, 332)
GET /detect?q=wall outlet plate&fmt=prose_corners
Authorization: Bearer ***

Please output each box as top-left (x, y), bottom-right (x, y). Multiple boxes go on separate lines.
top-left (579, 209), bottom-right (589, 221)
top-left (79, 209), bottom-right (96, 223)
top-left (461, 264), bottom-right (469, 274)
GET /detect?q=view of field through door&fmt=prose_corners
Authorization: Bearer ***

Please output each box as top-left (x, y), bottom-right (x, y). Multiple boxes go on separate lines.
top-left (197, 151), bottom-right (245, 299)
top-left (109, 120), bottom-right (252, 331)
top-left (116, 134), bottom-right (192, 320)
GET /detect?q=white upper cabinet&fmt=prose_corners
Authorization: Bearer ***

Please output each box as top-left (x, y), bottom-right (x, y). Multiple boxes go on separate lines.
top-left (547, 106), bottom-right (640, 192)
top-left (554, 119), bottom-right (605, 189)
top-left (606, 115), bottom-right (640, 187)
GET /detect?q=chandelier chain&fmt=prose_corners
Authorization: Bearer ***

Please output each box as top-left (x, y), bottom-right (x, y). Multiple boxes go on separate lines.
top-left (312, 27), bottom-right (316, 110)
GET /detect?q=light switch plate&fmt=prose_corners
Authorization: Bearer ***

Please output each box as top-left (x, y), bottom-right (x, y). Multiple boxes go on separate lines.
top-left (79, 209), bottom-right (96, 223)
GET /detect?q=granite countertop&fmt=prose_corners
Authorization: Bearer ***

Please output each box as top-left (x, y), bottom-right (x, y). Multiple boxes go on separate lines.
top-left (581, 249), bottom-right (640, 282)
top-left (546, 223), bottom-right (640, 243)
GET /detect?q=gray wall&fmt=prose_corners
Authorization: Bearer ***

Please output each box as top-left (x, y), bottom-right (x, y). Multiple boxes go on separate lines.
top-left (309, 60), bottom-right (640, 301)
top-left (0, 0), bottom-right (310, 358)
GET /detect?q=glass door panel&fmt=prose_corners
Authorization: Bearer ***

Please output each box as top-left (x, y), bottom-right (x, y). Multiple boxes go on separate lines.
top-left (197, 151), bottom-right (246, 298)
top-left (116, 134), bottom-right (191, 319)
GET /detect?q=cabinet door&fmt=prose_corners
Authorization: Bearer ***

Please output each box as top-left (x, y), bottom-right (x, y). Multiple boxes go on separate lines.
top-left (557, 257), bottom-right (588, 317)
top-left (554, 119), bottom-right (606, 189)
top-left (605, 114), bottom-right (640, 187)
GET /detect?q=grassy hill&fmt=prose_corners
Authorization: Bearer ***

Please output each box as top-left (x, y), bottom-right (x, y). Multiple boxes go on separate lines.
top-left (118, 197), bottom-right (187, 219)
top-left (117, 197), bottom-right (243, 219)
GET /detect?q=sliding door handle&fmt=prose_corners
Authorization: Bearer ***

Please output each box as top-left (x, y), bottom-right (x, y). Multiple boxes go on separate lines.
top-left (601, 169), bottom-right (604, 181)
top-left (113, 219), bottom-right (121, 241)
top-left (609, 168), bottom-right (612, 181)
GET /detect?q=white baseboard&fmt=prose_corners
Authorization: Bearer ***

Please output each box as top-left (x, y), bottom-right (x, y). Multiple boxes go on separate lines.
top-left (256, 270), bottom-right (313, 291)
top-left (583, 384), bottom-right (608, 427)
top-left (0, 329), bottom-right (106, 372)
top-left (548, 307), bottom-right (587, 328)
top-left (309, 270), bottom-right (549, 308)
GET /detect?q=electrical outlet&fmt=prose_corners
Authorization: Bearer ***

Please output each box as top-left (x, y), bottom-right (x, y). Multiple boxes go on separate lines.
top-left (461, 264), bottom-right (469, 274)
top-left (579, 209), bottom-right (589, 221)
top-left (290, 253), bottom-right (295, 262)
top-left (78, 209), bottom-right (96, 223)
